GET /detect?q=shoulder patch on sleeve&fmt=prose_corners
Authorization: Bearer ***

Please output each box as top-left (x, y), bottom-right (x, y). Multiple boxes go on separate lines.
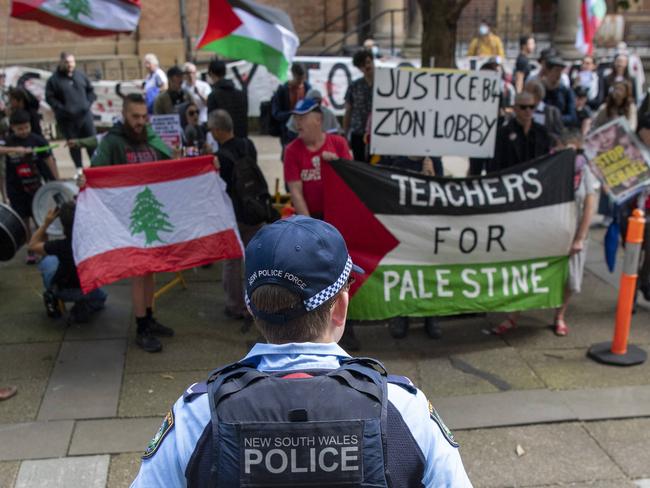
top-left (429, 400), bottom-right (459, 448)
top-left (183, 382), bottom-right (208, 403)
top-left (387, 374), bottom-right (417, 395)
top-left (142, 409), bottom-right (175, 459)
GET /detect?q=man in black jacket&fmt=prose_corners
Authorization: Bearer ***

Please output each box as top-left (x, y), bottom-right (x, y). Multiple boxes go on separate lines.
top-left (489, 92), bottom-right (551, 173)
top-left (45, 52), bottom-right (96, 169)
top-left (207, 59), bottom-right (248, 138)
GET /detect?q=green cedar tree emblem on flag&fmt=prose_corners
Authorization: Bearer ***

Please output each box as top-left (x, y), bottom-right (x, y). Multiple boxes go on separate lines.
top-left (60, 0), bottom-right (92, 21)
top-left (129, 187), bottom-right (174, 246)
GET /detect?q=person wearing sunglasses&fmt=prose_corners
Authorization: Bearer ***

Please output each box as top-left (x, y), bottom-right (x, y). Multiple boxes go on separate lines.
top-left (183, 103), bottom-right (208, 155)
top-left (488, 91), bottom-right (551, 173)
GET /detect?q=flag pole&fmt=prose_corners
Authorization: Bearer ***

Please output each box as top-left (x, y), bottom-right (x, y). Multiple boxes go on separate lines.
top-left (2, 11), bottom-right (12, 69)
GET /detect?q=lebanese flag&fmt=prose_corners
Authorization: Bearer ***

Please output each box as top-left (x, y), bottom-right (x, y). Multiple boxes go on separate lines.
top-left (11, 0), bottom-right (141, 36)
top-left (73, 156), bottom-right (243, 293)
top-left (196, 0), bottom-right (299, 81)
top-left (576, 0), bottom-right (607, 55)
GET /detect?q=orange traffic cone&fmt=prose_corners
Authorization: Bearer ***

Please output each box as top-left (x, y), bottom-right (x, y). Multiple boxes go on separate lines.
top-left (588, 209), bottom-right (647, 366)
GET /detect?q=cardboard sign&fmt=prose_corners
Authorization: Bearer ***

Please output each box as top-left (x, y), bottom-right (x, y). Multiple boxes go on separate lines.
top-left (584, 117), bottom-right (650, 203)
top-left (370, 67), bottom-right (501, 158)
top-left (150, 114), bottom-right (182, 149)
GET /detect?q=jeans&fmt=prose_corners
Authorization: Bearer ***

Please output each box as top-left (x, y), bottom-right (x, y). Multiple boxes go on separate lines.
top-left (39, 255), bottom-right (107, 309)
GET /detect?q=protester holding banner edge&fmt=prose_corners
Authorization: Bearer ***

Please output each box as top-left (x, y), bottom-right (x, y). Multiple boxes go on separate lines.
top-left (86, 93), bottom-right (175, 353)
top-left (489, 92), bottom-right (551, 173)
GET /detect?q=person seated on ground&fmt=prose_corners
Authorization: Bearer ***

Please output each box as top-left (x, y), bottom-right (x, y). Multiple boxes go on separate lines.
top-left (130, 217), bottom-right (472, 487)
top-left (153, 66), bottom-right (191, 115)
top-left (28, 203), bottom-right (107, 323)
top-left (287, 88), bottom-right (341, 135)
top-left (4, 109), bottom-right (58, 264)
top-left (488, 92), bottom-right (551, 173)
top-left (492, 128), bottom-right (598, 336)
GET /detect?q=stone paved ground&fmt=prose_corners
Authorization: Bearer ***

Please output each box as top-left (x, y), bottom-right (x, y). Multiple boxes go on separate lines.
top-left (1, 136), bottom-right (650, 487)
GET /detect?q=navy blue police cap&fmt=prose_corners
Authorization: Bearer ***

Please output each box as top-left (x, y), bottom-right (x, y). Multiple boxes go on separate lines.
top-left (245, 216), bottom-right (364, 324)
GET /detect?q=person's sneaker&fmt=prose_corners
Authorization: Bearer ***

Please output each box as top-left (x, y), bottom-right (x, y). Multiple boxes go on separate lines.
top-left (43, 291), bottom-right (62, 318)
top-left (69, 302), bottom-right (90, 323)
top-left (339, 323), bottom-right (361, 351)
top-left (25, 253), bottom-right (38, 265)
top-left (136, 329), bottom-right (163, 353)
top-left (388, 317), bottom-right (409, 339)
top-left (147, 317), bottom-right (175, 337)
top-left (425, 317), bottom-right (442, 339)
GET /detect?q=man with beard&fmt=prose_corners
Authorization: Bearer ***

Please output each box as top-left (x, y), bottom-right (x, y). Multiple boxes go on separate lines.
top-left (88, 93), bottom-right (174, 352)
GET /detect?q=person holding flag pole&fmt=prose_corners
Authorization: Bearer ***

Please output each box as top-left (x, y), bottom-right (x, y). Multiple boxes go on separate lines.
top-left (79, 93), bottom-right (175, 353)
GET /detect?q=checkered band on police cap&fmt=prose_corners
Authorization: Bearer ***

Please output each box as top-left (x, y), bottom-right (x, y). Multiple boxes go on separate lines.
top-left (243, 216), bottom-right (363, 324)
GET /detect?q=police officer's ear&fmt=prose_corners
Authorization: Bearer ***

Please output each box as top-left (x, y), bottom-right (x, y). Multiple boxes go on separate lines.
top-left (330, 291), bottom-right (349, 329)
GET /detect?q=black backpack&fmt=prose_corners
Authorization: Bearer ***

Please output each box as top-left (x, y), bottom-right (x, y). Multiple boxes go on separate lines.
top-left (220, 144), bottom-right (280, 225)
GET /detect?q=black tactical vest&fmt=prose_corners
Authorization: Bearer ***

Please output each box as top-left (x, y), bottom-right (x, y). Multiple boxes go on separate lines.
top-left (184, 357), bottom-right (426, 487)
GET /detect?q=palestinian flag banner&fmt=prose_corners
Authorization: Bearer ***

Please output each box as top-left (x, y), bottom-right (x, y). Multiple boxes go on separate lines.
top-left (323, 151), bottom-right (577, 320)
top-left (73, 156), bottom-right (243, 293)
top-left (196, 0), bottom-right (299, 81)
top-left (11, 0), bottom-right (141, 36)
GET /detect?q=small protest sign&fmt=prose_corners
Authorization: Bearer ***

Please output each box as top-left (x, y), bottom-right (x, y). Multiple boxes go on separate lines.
top-left (584, 117), bottom-right (650, 203)
top-left (370, 67), bottom-right (501, 158)
top-left (150, 114), bottom-right (183, 149)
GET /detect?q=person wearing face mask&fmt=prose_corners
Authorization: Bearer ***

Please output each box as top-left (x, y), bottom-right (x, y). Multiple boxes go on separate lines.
top-left (467, 20), bottom-right (505, 58)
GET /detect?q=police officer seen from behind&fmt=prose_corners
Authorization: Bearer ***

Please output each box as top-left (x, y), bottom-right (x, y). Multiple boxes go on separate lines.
top-left (131, 216), bottom-right (472, 487)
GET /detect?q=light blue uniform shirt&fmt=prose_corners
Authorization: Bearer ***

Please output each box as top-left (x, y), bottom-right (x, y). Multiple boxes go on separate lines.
top-left (131, 342), bottom-right (473, 487)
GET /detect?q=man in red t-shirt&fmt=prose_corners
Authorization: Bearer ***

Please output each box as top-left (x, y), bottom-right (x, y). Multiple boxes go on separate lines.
top-left (284, 98), bottom-right (352, 219)
top-left (283, 98), bottom-right (360, 350)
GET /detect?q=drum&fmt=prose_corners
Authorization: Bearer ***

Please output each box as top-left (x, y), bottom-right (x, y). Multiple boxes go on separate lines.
top-left (32, 181), bottom-right (79, 237)
top-left (0, 203), bottom-right (28, 261)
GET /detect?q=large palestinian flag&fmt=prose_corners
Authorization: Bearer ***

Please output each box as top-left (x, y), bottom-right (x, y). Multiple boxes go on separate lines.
top-left (73, 156), bottom-right (243, 293)
top-left (11, 0), bottom-right (141, 36)
top-left (323, 151), bottom-right (577, 320)
top-left (196, 0), bottom-right (299, 81)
